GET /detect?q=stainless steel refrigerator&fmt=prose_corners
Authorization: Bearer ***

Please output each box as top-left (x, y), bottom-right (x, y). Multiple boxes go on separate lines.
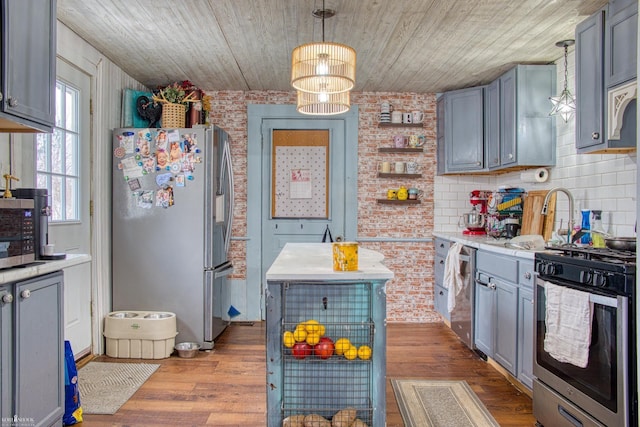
top-left (111, 125), bottom-right (234, 349)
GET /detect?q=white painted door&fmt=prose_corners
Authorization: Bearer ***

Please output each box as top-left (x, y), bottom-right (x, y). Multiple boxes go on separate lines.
top-left (51, 59), bottom-right (92, 358)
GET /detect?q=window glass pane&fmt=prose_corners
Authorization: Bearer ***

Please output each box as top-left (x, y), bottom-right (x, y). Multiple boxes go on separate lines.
top-left (51, 129), bottom-right (64, 174)
top-left (65, 177), bottom-right (78, 220)
top-left (55, 83), bottom-right (63, 128)
top-left (65, 133), bottom-right (77, 176)
top-left (38, 79), bottom-right (81, 224)
top-left (51, 175), bottom-right (63, 221)
top-left (36, 174), bottom-right (48, 190)
top-left (36, 134), bottom-right (49, 171)
top-left (65, 87), bottom-right (77, 131)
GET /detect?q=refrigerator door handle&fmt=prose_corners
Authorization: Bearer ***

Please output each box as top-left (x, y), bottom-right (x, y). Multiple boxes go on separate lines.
top-left (204, 270), bottom-right (214, 342)
top-left (214, 262), bottom-right (234, 279)
top-left (222, 141), bottom-right (234, 256)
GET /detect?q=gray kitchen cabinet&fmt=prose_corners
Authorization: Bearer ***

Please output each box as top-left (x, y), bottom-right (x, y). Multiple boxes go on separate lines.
top-left (486, 79), bottom-right (500, 169)
top-left (436, 96), bottom-right (446, 175)
top-left (576, 3), bottom-right (637, 153)
top-left (605, 0), bottom-right (637, 88)
top-left (433, 238), bottom-right (451, 321)
top-left (474, 250), bottom-right (529, 378)
top-left (517, 288), bottom-right (534, 389)
top-left (439, 65), bottom-right (556, 174)
top-left (0, 0), bottom-right (56, 132)
top-left (0, 285), bottom-right (11, 422)
top-left (493, 279), bottom-right (518, 374)
top-left (489, 65), bottom-right (556, 170)
top-left (516, 260), bottom-right (535, 389)
top-left (0, 271), bottom-right (64, 427)
top-left (439, 86), bottom-right (486, 173)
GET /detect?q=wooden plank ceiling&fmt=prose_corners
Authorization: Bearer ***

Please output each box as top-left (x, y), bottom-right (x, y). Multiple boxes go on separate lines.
top-left (57, 0), bottom-right (608, 93)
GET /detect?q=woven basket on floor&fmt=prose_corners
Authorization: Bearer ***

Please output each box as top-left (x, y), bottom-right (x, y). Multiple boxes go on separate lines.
top-left (161, 103), bottom-right (186, 128)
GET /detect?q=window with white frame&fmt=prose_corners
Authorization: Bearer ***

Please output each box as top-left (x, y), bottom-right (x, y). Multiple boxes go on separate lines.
top-left (36, 81), bottom-right (80, 222)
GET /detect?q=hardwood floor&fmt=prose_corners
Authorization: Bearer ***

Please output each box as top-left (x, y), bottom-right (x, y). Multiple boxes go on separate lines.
top-left (80, 322), bottom-right (535, 426)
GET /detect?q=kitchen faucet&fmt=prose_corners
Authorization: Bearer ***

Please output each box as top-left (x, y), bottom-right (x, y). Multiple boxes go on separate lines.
top-left (541, 187), bottom-right (574, 244)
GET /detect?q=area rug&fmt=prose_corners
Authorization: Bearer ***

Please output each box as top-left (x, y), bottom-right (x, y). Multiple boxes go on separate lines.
top-left (391, 379), bottom-right (500, 427)
top-left (78, 362), bottom-right (160, 414)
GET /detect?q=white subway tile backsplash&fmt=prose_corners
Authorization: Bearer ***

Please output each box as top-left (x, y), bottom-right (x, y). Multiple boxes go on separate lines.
top-left (434, 50), bottom-right (637, 236)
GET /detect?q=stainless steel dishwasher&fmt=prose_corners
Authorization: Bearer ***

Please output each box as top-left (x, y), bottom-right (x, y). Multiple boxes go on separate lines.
top-left (450, 245), bottom-right (476, 350)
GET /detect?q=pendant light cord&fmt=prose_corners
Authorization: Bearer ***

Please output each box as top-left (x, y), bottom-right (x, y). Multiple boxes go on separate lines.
top-left (563, 44), bottom-right (569, 92)
top-left (321, 0), bottom-right (325, 42)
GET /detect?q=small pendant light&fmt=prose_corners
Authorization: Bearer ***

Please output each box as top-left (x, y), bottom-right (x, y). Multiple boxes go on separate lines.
top-left (549, 40), bottom-right (576, 123)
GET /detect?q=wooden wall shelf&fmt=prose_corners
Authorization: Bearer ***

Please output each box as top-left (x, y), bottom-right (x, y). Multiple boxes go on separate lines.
top-left (377, 172), bottom-right (422, 178)
top-left (378, 147), bottom-right (424, 153)
top-left (379, 123), bottom-right (424, 128)
top-left (376, 199), bottom-right (421, 205)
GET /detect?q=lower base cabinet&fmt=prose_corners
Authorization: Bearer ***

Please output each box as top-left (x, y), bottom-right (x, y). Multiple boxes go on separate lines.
top-left (1, 271), bottom-right (64, 427)
top-left (474, 250), bottom-right (534, 387)
top-left (517, 288), bottom-right (534, 389)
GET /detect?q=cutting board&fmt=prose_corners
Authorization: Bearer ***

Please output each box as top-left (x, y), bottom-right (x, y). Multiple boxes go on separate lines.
top-left (521, 190), bottom-right (556, 241)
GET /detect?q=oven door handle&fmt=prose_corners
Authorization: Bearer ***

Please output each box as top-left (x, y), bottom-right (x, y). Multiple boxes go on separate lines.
top-left (539, 281), bottom-right (619, 308)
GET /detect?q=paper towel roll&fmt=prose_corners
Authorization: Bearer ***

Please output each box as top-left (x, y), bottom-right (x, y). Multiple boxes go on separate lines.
top-left (520, 168), bottom-right (549, 183)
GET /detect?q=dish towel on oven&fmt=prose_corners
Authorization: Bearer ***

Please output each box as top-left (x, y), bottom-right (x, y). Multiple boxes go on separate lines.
top-left (543, 281), bottom-right (593, 368)
top-left (444, 242), bottom-right (464, 313)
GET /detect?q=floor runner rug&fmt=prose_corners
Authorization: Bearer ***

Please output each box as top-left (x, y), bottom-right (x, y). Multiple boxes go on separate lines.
top-left (78, 362), bottom-right (160, 414)
top-left (391, 379), bottom-right (500, 427)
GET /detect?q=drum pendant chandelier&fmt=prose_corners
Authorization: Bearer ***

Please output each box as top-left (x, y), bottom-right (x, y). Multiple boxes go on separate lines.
top-left (291, 2), bottom-right (356, 115)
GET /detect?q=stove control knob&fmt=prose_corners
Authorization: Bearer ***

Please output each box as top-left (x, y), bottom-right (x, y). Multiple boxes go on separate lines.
top-left (543, 263), bottom-right (559, 276)
top-left (579, 270), bottom-right (593, 285)
top-left (592, 271), bottom-right (607, 287)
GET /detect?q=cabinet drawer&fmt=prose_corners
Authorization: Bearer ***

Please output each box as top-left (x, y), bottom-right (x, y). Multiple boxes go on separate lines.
top-left (434, 254), bottom-right (446, 285)
top-left (476, 250), bottom-right (518, 283)
top-left (435, 238), bottom-right (451, 257)
top-left (518, 260), bottom-right (535, 289)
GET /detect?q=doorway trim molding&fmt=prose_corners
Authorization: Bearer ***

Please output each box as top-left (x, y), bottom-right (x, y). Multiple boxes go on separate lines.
top-left (246, 104), bottom-right (359, 319)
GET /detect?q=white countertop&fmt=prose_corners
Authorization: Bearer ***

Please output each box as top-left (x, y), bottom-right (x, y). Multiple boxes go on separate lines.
top-left (0, 254), bottom-right (92, 284)
top-left (266, 243), bottom-right (394, 281)
top-left (432, 232), bottom-right (548, 259)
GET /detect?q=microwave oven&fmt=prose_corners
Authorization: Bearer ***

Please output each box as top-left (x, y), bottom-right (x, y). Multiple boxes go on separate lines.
top-left (0, 198), bottom-right (35, 269)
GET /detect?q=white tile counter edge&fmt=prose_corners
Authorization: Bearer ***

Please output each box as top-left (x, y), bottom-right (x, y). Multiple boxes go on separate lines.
top-left (266, 243), bottom-right (394, 281)
top-left (433, 232), bottom-right (540, 259)
top-left (0, 254), bottom-right (92, 284)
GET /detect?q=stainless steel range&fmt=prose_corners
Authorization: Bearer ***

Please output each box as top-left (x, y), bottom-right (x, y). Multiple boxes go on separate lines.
top-left (534, 247), bottom-right (637, 427)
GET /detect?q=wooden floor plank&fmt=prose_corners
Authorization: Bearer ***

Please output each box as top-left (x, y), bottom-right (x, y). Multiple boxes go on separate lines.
top-left (81, 322), bottom-right (534, 426)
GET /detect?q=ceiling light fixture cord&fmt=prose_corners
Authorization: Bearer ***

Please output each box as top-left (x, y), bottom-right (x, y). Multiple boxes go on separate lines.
top-left (321, 0), bottom-right (325, 42)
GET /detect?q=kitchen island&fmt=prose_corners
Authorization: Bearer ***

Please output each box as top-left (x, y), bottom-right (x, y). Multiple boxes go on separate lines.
top-left (265, 243), bottom-right (393, 427)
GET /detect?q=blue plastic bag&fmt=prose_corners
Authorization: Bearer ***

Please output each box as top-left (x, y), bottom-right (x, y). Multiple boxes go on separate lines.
top-left (63, 340), bottom-right (83, 425)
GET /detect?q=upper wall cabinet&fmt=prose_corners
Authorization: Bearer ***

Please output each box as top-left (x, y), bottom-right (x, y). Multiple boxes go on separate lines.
top-left (439, 86), bottom-right (486, 173)
top-left (437, 64), bottom-right (556, 175)
top-left (575, 1), bottom-right (637, 153)
top-left (490, 65), bottom-right (556, 170)
top-left (0, 0), bottom-right (56, 133)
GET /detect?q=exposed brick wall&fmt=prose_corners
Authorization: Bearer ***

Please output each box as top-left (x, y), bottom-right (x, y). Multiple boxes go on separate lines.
top-left (204, 90), bottom-right (440, 322)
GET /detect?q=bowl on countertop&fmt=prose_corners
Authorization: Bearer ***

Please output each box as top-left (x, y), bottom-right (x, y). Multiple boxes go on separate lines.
top-left (175, 342), bottom-right (201, 358)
